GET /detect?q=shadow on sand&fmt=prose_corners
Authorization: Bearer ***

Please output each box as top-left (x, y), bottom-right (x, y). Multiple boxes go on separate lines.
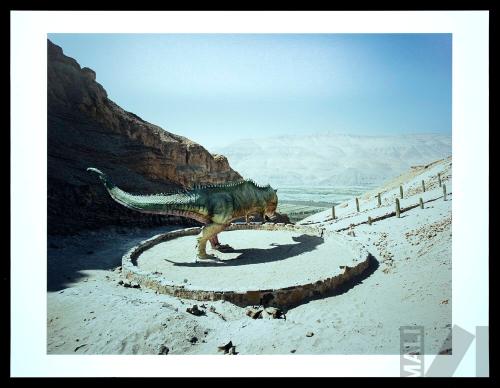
top-left (47, 226), bottom-right (180, 292)
top-left (167, 234), bottom-right (325, 267)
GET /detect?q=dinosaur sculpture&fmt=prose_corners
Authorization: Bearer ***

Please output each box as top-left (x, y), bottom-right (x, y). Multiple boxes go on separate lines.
top-left (87, 168), bottom-right (279, 260)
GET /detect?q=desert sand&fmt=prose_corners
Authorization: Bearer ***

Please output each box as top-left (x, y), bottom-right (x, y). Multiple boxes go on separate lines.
top-left (47, 157), bottom-right (452, 355)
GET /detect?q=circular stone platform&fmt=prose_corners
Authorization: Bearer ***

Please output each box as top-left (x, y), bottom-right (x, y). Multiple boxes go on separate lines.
top-left (122, 223), bottom-right (371, 307)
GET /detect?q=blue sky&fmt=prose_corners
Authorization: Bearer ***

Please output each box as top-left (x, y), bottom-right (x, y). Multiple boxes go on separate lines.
top-left (48, 33), bottom-right (452, 151)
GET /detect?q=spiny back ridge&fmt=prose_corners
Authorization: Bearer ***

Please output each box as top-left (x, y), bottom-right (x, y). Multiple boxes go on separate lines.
top-left (191, 179), bottom-right (270, 191)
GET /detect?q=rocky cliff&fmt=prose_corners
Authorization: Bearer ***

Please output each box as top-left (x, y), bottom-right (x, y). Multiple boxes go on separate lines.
top-left (48, 39), bottom-right (241, 234)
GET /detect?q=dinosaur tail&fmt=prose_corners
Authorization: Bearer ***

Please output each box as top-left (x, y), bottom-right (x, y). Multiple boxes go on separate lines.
top-left (86, 167), bottom-right (200, 216)
top-left (87, 167), bottom-right (116, 191)
top-left (87, 166), bottom-right (158, 212)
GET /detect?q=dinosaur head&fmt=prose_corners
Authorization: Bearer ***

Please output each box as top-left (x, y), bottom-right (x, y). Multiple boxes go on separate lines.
top-left (264, 188), bottom-right (278, 220)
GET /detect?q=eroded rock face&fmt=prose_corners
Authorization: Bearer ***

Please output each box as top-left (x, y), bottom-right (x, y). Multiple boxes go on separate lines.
top-left (47, 39), bottom-right (241, 234)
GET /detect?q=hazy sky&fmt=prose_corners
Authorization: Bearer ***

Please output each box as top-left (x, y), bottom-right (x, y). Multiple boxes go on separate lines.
top-left (48, 33), bottom-right (452, 151)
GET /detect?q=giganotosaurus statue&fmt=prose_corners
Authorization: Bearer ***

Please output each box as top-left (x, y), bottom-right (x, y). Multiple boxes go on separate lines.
top-left (87, 168), bottom-right (279, 260)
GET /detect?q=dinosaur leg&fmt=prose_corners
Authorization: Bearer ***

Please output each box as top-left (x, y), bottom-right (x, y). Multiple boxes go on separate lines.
top-left (209, 236), bottom-right (218, 248)
top-left (209, 233), bottom-right (234, 252)
top-left (209, 234), bottom-right (223, 249)
top-left (196, 223), bottom-right (226, 259)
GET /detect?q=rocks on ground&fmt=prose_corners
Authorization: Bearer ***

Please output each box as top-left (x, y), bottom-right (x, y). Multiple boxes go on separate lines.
top-left (217, 341), bottom-right (238, 355)
top-left (208, 305), bottom-right (226, 321)
top-left (245, 306), bottom-right (285, 320)
top-left (117, 279), bottom-right (140, 288)
top-left (186, 305), bottom-right (206, 316)
top-left (189, 336), bottom-right (198, 344)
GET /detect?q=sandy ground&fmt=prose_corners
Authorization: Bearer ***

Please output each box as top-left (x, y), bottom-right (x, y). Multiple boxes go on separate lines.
top-left (47, 157), bottom-right (452, 355)
top-left (136, 229), bottom-right (360, 291)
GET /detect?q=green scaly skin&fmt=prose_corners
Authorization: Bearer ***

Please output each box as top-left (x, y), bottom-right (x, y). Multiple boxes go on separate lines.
top-left (87, 167), bottom-right (278, 260)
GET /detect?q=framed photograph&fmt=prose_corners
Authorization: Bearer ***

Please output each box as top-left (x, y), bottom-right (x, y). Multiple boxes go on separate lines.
top-left (10, 10), bottom-right (489, 378)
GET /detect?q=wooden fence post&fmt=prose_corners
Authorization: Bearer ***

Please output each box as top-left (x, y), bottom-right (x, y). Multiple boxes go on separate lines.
top-left (438, 173), bottom-right (442, 187)
top-left (377, 193), bottom-right (381, 207)
top-left (422, 180), bottom-right (426, 192)
top-left (443, 184), bottom-right (447, 201)
top-left (400, 185), bottom-right (404, 199)
top-left (396, 198), bottom-right (401, 218)
top-left (356, 198), bottom-right (360, 212)
top-left (332, 205), bottom-right (336, 220)
top-left (419, 197), bottom-right (424, 209)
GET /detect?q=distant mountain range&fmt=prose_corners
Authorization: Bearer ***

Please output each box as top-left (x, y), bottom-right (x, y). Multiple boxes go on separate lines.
top-left (215, 133), bottom-right (451, 188)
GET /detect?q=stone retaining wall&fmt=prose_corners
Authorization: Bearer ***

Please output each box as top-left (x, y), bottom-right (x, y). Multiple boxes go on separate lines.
top-left (122, 223), bottom-right (371, 308)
